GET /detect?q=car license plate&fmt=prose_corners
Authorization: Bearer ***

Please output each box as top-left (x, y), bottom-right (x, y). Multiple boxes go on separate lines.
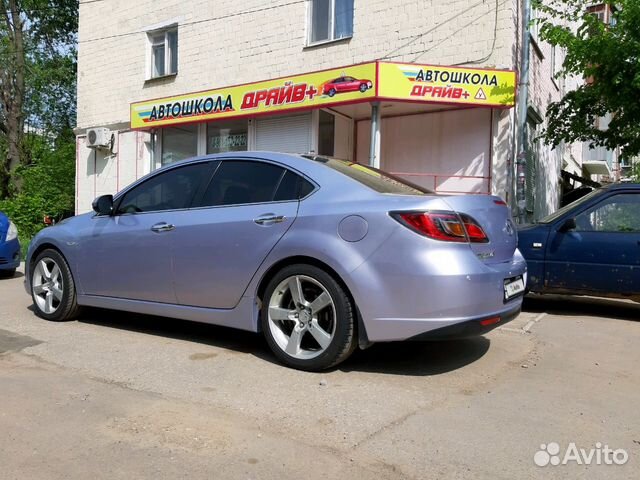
top-left (504, 275), bottom-right (525, 301)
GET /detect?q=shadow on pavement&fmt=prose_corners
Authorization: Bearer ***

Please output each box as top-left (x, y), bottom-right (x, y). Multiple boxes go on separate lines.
top-left (0, 271), bottom-right (24, 280)
top-left (523, 294), bottom-right (640, 322)
top-left (340, 337), bottom-right (490, 376)
top-left (71, 307), bottom-right (489, 376)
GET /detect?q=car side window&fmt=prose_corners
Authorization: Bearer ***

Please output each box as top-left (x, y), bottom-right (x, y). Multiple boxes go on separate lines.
top-left (198, 160), bottom-right (287, 207)
top-left (116, 163), bottom-right (210, 214)
top-left (574, 194), bottom-right (640, 232)
top-left (273, 170), bottom-right (315, 201)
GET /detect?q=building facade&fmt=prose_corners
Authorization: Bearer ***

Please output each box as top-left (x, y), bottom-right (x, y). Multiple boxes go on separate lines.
top-left (76, 0), bottom-right (582, 220)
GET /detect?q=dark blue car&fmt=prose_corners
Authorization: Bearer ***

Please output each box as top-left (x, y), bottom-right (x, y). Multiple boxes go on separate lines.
top-left (0, 211), bottom-right (20, 278)
top-left (518, 183), bottom-right (640, 300)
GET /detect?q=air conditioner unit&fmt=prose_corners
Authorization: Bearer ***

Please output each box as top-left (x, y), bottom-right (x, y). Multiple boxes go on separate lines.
top-left (86, 127), bottom-right (112, 149)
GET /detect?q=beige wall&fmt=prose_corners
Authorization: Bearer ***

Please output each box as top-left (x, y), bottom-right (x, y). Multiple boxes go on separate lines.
top-left (77, 0), bottom-right (518, 130)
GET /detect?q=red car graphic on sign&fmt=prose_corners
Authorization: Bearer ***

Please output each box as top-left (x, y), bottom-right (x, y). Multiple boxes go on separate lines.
top-left (322, 76), bottom-right (373, 97)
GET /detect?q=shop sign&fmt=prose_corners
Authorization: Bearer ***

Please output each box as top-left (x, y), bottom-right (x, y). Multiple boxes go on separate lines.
top-left (131, 63), bottom-right (377, 129)
top-left (377, 62), bottom-right (516, 108)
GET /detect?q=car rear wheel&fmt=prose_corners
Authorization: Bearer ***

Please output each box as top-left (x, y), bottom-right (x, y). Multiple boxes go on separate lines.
top-left (261, 264), bottom-right (356, 371)
top-left (31, 249), bottom-right (81, 322)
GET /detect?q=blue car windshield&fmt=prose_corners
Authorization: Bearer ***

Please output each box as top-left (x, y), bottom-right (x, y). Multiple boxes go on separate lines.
top-left (536, 189), bottom-right (603, 224)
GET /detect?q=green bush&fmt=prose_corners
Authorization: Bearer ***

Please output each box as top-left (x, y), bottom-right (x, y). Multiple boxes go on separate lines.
top-left (0, 137), bottom-right (75, 254)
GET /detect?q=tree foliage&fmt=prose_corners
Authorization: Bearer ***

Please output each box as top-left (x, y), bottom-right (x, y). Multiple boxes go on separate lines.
top-left (533, 0), bottom-right (640, 160)
top-left (0, 0), bottom-right (77, 243)
top-left (0, 0), bottom-right (77, 192)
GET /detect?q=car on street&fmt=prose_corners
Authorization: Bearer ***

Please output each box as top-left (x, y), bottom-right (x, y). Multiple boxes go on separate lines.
top-left (518, 183), bottom-right (640, 301)
top-left (0, 211), bottom-right (20, 278)
top-left (322, 76), bottom-right (373, 96)
top-left (25, 152), bottom-right (526, 370)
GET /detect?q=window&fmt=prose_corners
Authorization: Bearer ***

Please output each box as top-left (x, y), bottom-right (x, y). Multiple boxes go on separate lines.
top-left (304, 156), bottom-right (432, 195)
top-left (274, 170), bottom-right (315, 201)
top-left (207, 119), bottom-right (248, 154)
top-left (117, 163), bottom-right (210, 214)
top-left (162, 124), bottom-right (198, 165)
top-left (318, 110), bottom-right (335, 156)
top-left (148, 28), bottom-right (178, 79)
top-left (574, 194), bottom-right (640, 232)
top-left (199, 161), bottom-right (287, 207)
top-left (309, 0), bottom-right (353, 44)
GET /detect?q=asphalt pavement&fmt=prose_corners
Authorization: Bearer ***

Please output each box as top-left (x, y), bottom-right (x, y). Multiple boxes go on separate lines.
top-left (0, 266), bottom-right (638, 479)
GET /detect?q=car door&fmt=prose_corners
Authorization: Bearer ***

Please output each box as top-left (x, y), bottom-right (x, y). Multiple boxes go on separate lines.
top-left (544, 192), bottom-right (640, 294)
top-left (76, 161), bottom-right (213, 303)
top-left (342, 76), bottom-right (358, 92)
top-left (333, 77), bottom-right (347, 92)
top-left (172, 159), bottom-right (314, 309)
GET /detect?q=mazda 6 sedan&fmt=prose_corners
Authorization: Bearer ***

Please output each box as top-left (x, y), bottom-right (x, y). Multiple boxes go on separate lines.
top-left (518, 182), bottom-right (640, 300)
top-left (25, 152), bottom-right (526, 371)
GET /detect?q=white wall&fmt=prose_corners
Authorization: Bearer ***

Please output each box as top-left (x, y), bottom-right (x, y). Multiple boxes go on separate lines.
top-left (76, 131), bottom-right (153, 214)
top-left (356, 109), bottom-right (492, 194)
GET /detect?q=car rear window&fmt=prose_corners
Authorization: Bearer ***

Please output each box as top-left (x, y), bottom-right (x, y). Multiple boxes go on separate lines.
top-left (303, 156), bottom-right (432, 195)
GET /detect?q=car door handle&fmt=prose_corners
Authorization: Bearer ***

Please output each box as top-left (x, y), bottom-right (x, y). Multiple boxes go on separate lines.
top-left (151, 222), bottom-right (175, 233)
top-left (254, 214), bottom-right (286, 226)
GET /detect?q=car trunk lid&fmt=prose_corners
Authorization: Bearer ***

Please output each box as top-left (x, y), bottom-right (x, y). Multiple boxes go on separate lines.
top-left (440, 195), bottom-right (517, 264)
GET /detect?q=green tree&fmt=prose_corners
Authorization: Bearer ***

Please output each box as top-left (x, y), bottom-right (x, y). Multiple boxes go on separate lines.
top-left (533, 0), bottom-right (640, 161)
top-left (0, 0), bottom-right (77, 196)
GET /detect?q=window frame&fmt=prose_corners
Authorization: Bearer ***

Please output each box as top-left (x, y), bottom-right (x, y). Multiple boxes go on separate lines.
top-left (192, 158), bottom-right (318, 210)
top-left (307, 0), bottom-right (353, 46)
top-left (112, 161), bottom-right (217, 216)
top-left (146, 26), bottom-right (178, 80)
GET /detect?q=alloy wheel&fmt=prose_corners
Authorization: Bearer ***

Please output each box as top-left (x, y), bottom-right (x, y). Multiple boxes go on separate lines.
top-left (267, 275), bottom-right (337, 360)
top-left (32, 258), bottom-right (64, 314)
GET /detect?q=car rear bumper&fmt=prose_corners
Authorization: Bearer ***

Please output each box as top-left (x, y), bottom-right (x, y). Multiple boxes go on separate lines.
top-left (347, 227), bottom-right (527, 342)
top-left (405, 305), bottom-right (521, 341)
top-left (0, 238), bottom-right (20, 270)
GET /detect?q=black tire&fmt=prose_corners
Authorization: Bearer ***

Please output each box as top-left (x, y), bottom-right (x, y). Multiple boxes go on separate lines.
top-left (0, 268), bottom-right (16, 278)
top-left (328, 88), bottom-right (336, 97)
top-left (359, 83), bottom-right (368, 92)
top-left (30, 249), bottom-right (81, 322)
top-left (261, 264), bottom-right (357, 371)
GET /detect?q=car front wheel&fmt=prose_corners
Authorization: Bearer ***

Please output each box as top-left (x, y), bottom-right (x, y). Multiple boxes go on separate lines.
top-left (261, 264), bottom-right (356, 371)
top-left (31, 249), bottom-right (81, 322)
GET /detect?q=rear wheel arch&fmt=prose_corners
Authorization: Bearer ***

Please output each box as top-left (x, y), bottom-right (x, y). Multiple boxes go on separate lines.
top-left (255, 256), bottom-right (367, 344)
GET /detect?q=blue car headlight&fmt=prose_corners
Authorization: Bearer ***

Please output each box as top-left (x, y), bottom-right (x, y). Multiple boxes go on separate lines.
top-left (6, 221), bottom-right (18, 241)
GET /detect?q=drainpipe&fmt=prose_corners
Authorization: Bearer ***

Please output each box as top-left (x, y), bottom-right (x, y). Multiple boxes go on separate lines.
top-left (516, 0), bottom-right (531, 224)
top-left (150, 128), bottom-right (156, 171)
top-left (369, 102), bottom-right (381, 168)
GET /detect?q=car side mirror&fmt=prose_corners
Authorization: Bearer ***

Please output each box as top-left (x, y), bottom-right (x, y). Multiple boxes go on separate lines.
top-left (558, 217), bottom-right (576, 233)
top-left (92, 194), bottom-right (114, 216)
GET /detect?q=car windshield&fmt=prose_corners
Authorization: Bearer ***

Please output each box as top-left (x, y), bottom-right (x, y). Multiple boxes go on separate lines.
top-left (536, 188), bottom-right (603, 224)
top-left (303, 155), bottom-right (433, 195)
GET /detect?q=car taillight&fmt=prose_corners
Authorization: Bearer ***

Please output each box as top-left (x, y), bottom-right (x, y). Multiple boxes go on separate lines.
top-left (391, 211), bottom-right (489, 243)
